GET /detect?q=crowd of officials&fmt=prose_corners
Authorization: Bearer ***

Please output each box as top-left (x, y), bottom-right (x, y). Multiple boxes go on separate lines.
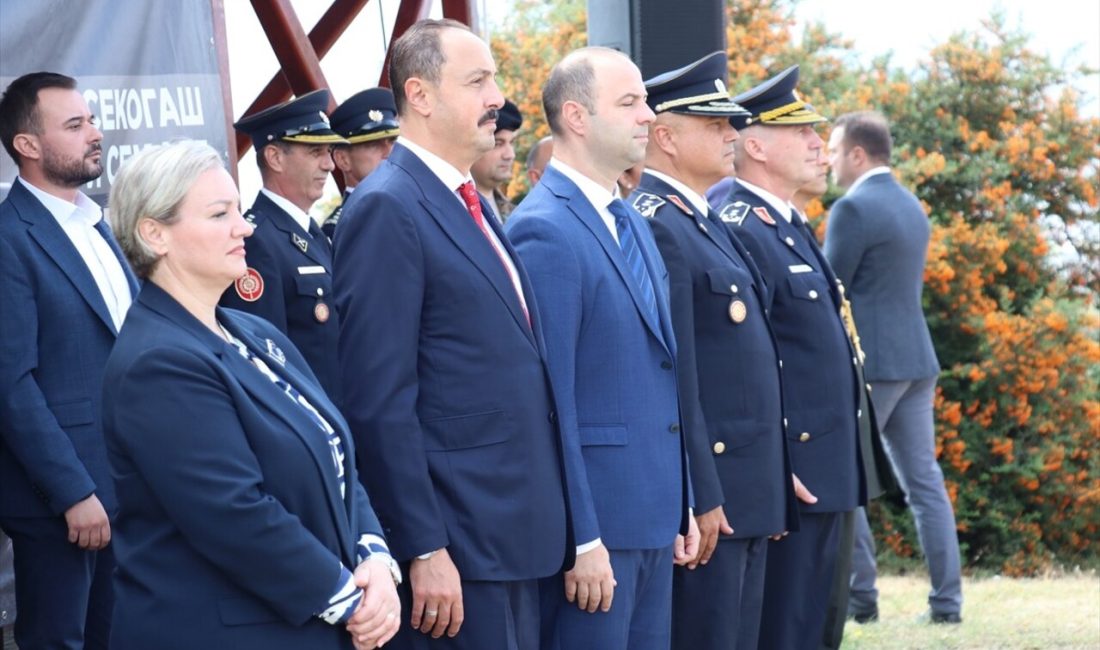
top-left (0, 17), bottom-right (963, 650)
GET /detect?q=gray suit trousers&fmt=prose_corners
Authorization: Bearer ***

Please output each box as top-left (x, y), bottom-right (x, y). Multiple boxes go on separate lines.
top-left (850, 377), bottom-right (963, 615)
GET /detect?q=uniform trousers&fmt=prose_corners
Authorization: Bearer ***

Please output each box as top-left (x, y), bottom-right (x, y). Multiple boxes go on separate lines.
top-left (672, 536), bottom-right (768, 650)
top-left (849, 377), bottom-right (963, 617)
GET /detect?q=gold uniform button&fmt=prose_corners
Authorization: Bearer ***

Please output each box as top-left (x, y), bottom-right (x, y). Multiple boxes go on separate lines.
top-left (713, 441), bottom-right (726, 454)
top-left (799, 432), bottom-right (811, 442)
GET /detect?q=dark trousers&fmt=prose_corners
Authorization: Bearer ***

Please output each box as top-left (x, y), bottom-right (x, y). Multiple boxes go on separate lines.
top-left (758, 512), bottom-right (843, 650)
top-left (541, 546), bottom-right (673, 650)
top-left (389, 576), bottom-right (539, 650)
top-left (820, 509), bottom-right (857, 649)
top-left (673, 536), bottom-right (768, 650)
top-left (0, 515), bottom-right (113, 650)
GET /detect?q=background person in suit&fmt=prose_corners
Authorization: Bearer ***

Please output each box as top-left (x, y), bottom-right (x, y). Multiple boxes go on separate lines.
top-left (825, 111), bottom-right (961, 624)
top-left (323, 88), bottom-right (400, 239)
top-left (332, 19), bottom-right (570, 650)
top-left (102, 140), bottom-right (400, 650)
top-left (506, 47), bottom-right (697, 650)
top-left (470, 99), bottom-right (522, 224)
top-left (220, 90), bottom-right (346, 403)
top-left (0, 71), bottom-right (138, 650)
top-left (630, 51), bottom-right (798, 650)
top-left (717, 65), bottom-right (867, 650)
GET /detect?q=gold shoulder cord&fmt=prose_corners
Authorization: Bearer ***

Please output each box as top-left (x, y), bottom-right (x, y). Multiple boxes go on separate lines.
top-left (836, 281), bottom-right (866, 364)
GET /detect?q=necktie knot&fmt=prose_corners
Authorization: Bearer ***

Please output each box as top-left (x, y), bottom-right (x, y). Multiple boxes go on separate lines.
top-left (458, 181), bottom-right (483, 225)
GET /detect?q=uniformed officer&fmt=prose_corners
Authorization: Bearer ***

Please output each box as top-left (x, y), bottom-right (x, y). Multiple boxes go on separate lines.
top-left (470, 99), bottom-right (522, 224)
top-left (222, 89), bottom-right (346, 402)
top-left (715, 66), bottom-right (867, 650)
top-left (629, 51), bottom-right (798, 650)
top-left (322, 87), bottom-right (399, 239)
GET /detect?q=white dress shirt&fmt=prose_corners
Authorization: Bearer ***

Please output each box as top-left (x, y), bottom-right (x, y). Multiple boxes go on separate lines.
top-left (19, 177), bottom-right (132, 331)
top-left (549, 158), bottom-right (621, 244)
top-left (261, 187), bottom-right (316, 235)
top-left (844, 166), bottom-right (892, 196)
top-left (644, 169), bottom-right (710, 215)
top-left (735, 177), bottom-right (795, 223)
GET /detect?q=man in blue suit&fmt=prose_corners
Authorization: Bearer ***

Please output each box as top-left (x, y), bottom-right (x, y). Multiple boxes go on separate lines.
top-left (717, 66), bottom-right (867, 650)
top-left (630, 52), bottom-right (799, 650)
top-left (221, 90), bottom-right (347, 402)
top-left (332, 19), bottom-right (570, 650)
top-left (0, 72), bottom-right (138, 650)
top-left (506, 47), bottom-right (697, 650)
top-left (825, 111), bottom-right (962, 624)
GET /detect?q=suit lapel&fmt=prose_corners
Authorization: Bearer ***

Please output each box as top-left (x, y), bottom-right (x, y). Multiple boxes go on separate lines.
top-left (13, 183), bottom-right (119, 335)
top-left (544, 168), bottom-right (667, 350)
top-left (391, 145), bottom-right (536, 347)
top-left (253, 193), bottom-right (332, 269)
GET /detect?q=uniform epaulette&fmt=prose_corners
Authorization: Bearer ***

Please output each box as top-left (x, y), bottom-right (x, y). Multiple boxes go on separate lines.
top-left (631, 192), bottom-right (665, 219)
top-left (718, 201), bottom-right (750, 226)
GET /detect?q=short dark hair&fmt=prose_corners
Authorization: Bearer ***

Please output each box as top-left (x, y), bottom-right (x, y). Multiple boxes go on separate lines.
top-left (834, 111), bottom-right (892, 164)
top-left (388, 19), bottom-right (469, 116)
top-left (542, 51), bottom-right (599, 136)
top-left (0, 72), bottom-right (77, 166)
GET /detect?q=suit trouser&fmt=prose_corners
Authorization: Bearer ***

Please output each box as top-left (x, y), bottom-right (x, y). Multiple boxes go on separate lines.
top-left (542, 546), bottom-right (673, 650)
top-left (0, 515), bottom-right (113, 650)
top-left (672, 536), bottom-right (768, 650)
top-left (758, 512), bottom-right (842, 650)
top-left (849, 377), bottom-right (963, 616)
top-left (390, 576), bottom-right (539, 650)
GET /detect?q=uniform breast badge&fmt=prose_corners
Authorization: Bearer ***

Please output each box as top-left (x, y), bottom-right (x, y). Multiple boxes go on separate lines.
top-left (234, 268), bottom-right (264, 302)
top-left (728, 298), bottom-right (748, 324)
top-left (314, 287), bottom-right (330, 323)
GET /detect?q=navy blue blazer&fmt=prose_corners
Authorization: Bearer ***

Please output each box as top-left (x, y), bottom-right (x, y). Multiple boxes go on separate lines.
top-left (220, 191), bottom-right (342, 404)
top-left (0, 179), bottom-right (137, 518)
top-left (332, 143), bottom-right (569, 581)
top-left (634, 173), bottom-right (796, 539)
top-left (506, 165), bottom-right (690, 551)
top-left (720, 181), bottom-right (865, 513)
top-left (103, 282), bottom-right (383, 649)
top-left (824, 172), bottom-right (940, 382)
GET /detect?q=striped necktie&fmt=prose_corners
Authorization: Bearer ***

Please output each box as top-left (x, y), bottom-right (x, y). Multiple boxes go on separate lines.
top-left (608, 198), bottom-right (658, 325)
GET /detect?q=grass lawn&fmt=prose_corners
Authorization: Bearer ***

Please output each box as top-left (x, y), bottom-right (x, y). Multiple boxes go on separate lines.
top-left (840, 572), bottom-right (1100, 649)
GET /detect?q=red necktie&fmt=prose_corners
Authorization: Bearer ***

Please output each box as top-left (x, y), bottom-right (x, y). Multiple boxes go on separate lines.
top-left (458, 182), bottom-right (530, 326)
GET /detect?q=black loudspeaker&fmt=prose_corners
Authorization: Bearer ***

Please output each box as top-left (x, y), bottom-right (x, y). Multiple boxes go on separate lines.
top-left (587, 0), bottom-right (726, 80)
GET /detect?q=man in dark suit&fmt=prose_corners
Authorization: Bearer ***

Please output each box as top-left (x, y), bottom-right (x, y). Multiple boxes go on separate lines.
top-left (220, 90), bottom-right (346, 402)
top-left (470, 99), bottom-right (522, 224)
top-left (332, 19), bottom-right (570, 650)
top-left (322, 87), bottom-right (399, 239)
top-left (716, 65), bottom-right (867, 650)
top-left (506, 47), bottom-right (696, 650)
top-left (825, 111), bottom-right (962, 624)
top-left (629, 51), bottom-right (798, 650)
top-left (0, 71), bottom-right (138, 650)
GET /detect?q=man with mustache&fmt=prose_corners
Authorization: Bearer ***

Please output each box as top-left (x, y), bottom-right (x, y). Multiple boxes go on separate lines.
top-left (221, 90), bottom-right (347, 402)
top-left (332, 19), bottom-right (570, 650)
top-left (506, 47), bottom-right (697, 650)
top-left (470, 99), bottom-right (522, 224)
top-left (0, 71), bottom-right (138, 650)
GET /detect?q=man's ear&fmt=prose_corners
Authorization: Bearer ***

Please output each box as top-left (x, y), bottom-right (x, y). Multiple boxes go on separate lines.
top-left (560, 100), bottom-right (588, 137)
top-left (262, 144), bottom-right (284, 174)
top-left (404, 78), bottom-right (433, 118)
top-left (11, 133), bottom-right (41, 162)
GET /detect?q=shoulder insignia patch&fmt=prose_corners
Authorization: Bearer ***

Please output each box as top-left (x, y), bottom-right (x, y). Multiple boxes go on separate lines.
top-left (666, 194), bottom-right (693, 216)
top-left (631, 192), bottom-right (665, 219)
top-left (235, 267), bottom-right (264, 302)
top-left (718, 201), bottom-right (750, 226)
top-left (752, 206), bottom-right (777, 226)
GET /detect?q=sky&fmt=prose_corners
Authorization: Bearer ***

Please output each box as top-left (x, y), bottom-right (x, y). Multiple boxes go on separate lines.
top-left (225, 0), bottom-right (1100, 203)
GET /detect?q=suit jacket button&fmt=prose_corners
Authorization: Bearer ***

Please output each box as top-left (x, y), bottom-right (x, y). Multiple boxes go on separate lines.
top-left (669, 423), bottom-right (681, 433)
top-left (713, 441), bottom-right (726, 454)
top-left (661, 360), bottom-right (672, 370)
top-left (548, 410), bottom-right (558, 424)
top-left (799, 432), bottom-right (811, 442)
